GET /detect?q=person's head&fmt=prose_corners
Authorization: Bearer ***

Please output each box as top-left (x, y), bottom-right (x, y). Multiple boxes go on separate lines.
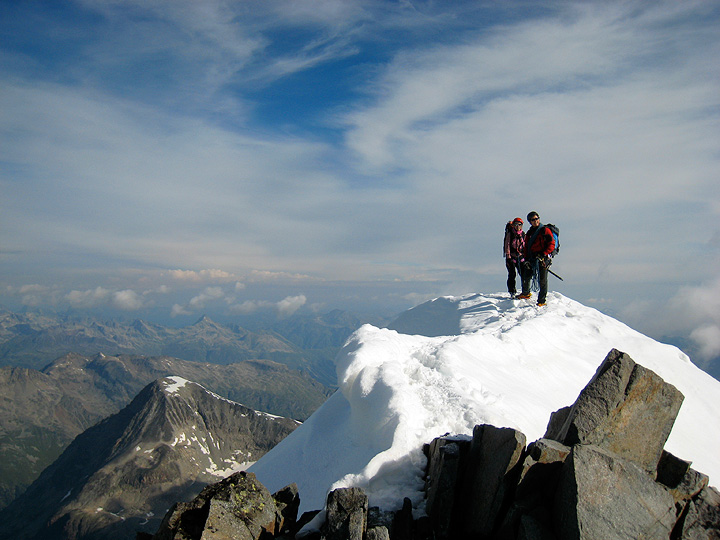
top-left (527, 211), bottom-right (540, 226)
top-left (512, 217), bottom-right (523, 231)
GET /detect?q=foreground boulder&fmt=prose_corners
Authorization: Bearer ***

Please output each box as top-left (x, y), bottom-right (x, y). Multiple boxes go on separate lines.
top-left (323, 488), bottom-right (368, 540)
top-left (554, 444), bottom-right (677, 539)
top-left (151, 471), bottom-right (298, 540)
top-left (545, 348), bottom-right (684, 473)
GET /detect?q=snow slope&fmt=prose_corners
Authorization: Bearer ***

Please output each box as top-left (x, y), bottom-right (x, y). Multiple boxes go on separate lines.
top-left (249, 292), bottom-right (720, 517)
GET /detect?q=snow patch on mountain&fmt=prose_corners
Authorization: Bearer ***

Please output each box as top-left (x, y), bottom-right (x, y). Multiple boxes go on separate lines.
top-left (249, 292), bottom-right (720, 516)
top-left (162, 375), bottom-right (190, 394)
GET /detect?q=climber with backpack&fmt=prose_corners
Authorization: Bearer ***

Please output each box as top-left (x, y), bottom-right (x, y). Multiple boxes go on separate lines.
top-left (516, 211), bottom-right (558, 306)
top-left (503, 217), bottom-right (526, 298)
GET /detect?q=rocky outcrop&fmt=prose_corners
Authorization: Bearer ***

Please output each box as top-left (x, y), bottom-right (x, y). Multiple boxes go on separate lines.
top-left (545, 348), bottom-right (684, 473)
top-left (421, 348), bottom-right (718, 540)
top-left (149, 471), bottom-right (298, 540)
top-left (146, 349), bottom-right (719, 540)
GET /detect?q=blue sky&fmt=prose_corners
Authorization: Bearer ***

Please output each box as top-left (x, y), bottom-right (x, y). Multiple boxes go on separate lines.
top-left (1, 1), bottom-right (719, 356)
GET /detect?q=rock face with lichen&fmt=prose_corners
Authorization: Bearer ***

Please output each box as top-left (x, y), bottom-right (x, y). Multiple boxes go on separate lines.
top-left (151, 471), bottom-right (296, 540)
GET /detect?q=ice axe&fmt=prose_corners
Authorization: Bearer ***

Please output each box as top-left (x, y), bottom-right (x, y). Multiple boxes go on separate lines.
top-left (548, 268), bottom-right (564, 281)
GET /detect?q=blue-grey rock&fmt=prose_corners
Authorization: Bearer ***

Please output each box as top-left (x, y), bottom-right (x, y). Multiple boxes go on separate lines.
top-left (546, 349), bottom-right (684, 474)
top-left (555, 444), bottom-right (676, 540)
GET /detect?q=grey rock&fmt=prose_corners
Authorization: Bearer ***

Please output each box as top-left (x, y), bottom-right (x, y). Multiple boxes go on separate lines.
top-left (520, 439), bottom-right (572, 483)
top-left (555, 444), bottom-right (676, 540)
top-left (518, 513), bottom-right (559, 540)
top-left (657, 451), bottom-right (709, 505)
top-left (273, 483), bottom-right (300, 536)
top-left (367, 506), bottom-right (394, 531)
top-left (461, 424), bottom-right (526, 538)
top-left (153, 471), bottom-right (278, 540)
top-left (544, 406), bottom-right (572, 442)
top-left (498, 439), bottom-right (570, 539)
top-left (678, 486), bottom-right (720, 539)
top-left (324, 487), bottom-right (368, 540)
top-left (425, 436), bottom-right (470, 539)
top-left (546, 349), bottom-right (684, 473)
top-left (365, 525), bottom-right (391, 540)
top-left (391, 497), bottom-right (414, 540)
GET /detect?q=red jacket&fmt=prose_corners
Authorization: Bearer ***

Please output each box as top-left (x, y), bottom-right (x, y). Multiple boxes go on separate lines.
top-left (525, 225), bottom-right (556, 258)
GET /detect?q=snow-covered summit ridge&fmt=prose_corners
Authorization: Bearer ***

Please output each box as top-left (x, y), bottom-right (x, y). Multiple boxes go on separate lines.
top-left (249, 292), bottom-right (720, 516)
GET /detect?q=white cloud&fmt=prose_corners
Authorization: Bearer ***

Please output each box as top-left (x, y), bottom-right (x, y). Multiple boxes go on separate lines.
top-left (167, 269), bottom-right (236, 282)
top-left (249, 270), bottom-right (316, 282)
top-left (276, 294), bottom-right (307, 317)
top-left (669, 276), bottom-right (720, 360)
top-left (112, 289), bottom-right (145, 311)
top-left (690, 325), bottom-right (720, 361)
top-left (229, 299), bottom-right (273, 315)
top-left (171, 303), bottom-right (192, 317)
top-left (189, 286), bottom-right (225, 309)
top-left (19, 284), bottom-right (47, 294)
top-left (65, 287), bottom-right (112, 308)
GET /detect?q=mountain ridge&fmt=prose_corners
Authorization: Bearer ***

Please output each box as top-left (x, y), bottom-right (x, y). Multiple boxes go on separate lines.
top-left (0, 376), bottom-right (300, 540)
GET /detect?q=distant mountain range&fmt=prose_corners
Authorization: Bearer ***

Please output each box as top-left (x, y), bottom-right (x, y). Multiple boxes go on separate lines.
top-left (0, 308), bottom-right (367, 512)
top-left (0, 376), bottom-right (300, 540)
top-left (0, 310), bottom-right (367, 386)
top-left (0, 352), bottom-right (330, 510)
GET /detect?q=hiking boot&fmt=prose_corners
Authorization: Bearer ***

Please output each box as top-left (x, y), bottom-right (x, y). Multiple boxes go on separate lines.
top-left (516, 292), bottom-right (531, 299)
top-left (537, 302), bottom-right (546, 307)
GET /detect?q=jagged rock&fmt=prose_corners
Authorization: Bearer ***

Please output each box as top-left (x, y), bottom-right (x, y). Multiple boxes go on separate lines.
top-left (413, 515), bottom-right (434, 540)
top-left (545, 349), bottom-right (684, 473)
top-left (424, 436), bottom-right (470, 539)
top-left (657, 451), bottom-right (709, 506)
top-left (554, 444), bottom-right (677, 540)
top-left (365, 525), bottom-right (391, 540)
top-left (153, 471), bottom-right (279, 540)
top-left (391, 497), bottom-right (414, 540)
top-left (461, 424), bottom-right (526, 538)
top-left (678, 486), bottom-right (720, 539)
top-left (367, 506), bottom-right (394, 531)
top-left (517, 513), bottom-right (558, 540)
top-left (544, 406), bottom-right (572, 443)
top-left (323, 487), bottom-right (368, 540)
top-left (272, 483), bottom-right (300, 536)
top-left (498, 439), bottom-right (570, 539)
top-left (520, 439), bottom-right (572, 483)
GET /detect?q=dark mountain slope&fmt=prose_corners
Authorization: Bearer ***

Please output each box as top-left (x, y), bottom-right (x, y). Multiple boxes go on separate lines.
top-left (0, 377), bottom-right (299, 540)
top-left (0, 353), bottom-right (329, 509)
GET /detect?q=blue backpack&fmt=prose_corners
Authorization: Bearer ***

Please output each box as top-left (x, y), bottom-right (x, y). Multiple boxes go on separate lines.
top-left (529, 223), bottom-right (560, 257)
top-left (545, 224), bottom-right (560, 257)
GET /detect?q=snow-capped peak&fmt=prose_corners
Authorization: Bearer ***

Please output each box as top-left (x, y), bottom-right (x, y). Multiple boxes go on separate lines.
top-left (249, 292), bottom-right (720, 516)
